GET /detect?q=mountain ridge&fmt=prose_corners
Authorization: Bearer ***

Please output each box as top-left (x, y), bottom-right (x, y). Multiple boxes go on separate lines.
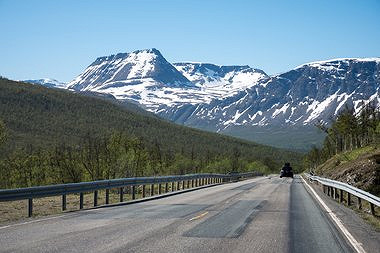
top-left (20, 49), bottom-right (380, 149)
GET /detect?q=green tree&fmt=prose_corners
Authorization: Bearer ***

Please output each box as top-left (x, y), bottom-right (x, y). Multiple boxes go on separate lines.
top-left (0, 119), bottom-right (6, 146)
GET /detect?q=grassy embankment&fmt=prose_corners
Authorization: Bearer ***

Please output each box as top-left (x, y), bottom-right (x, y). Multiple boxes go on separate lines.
top-left (313, 145), bottom-right (380, 229)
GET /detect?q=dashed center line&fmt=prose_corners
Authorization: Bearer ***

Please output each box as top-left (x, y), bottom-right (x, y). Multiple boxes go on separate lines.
top-left (189, 211), bottom-right (208, 221)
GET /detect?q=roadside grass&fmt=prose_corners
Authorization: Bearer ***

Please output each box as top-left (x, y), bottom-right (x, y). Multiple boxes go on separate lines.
top-left (0, 183), bottom-right (184, 225)
top-left (314, 145), bottom-right (380, 197)
top-left (336, 145), bottom-right (377, 164)
top-left (317, 145), bottom-right (377, 175)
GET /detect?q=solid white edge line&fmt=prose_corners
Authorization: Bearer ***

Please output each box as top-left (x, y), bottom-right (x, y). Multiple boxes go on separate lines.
top-left (301, 176), bottom-right (366, 253)
top-left (0, 214), bottom-right (76, 230)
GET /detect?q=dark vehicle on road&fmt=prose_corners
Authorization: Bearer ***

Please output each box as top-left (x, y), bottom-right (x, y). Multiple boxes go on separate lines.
top-left (280, 163), bottom-right (293, 178)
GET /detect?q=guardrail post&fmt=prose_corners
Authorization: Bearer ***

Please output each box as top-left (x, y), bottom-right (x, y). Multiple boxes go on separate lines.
top-left (177, 181), bottom-right (180, 190)
top-left (347, 192), bottom-right (351, 206)
top-left (28, 198), bottom-right (33, 217)
top-left (187, 180), bottom-right (190, 188)
top-left (62, 194), bottom-right (67, 211)
top-left (132, 185), bottom-right (136, 200)
top-left (105, 189), bottom-right (109, 204)
top-left (158, 184), bottom-right (162, 194)
top-left (165, 183), bottom-right (169, 193)
top-left (191, 179), bottom-right (194, 187)
top-left (171, 182), bottom-right (175, 192)
top-left (94, 190), bottom-right (98, 207)
top-left (370, 203), bottom-right (375, 215)
top-left (182, 180), bottom-right (185, 189)
top-left (120, 187), bottom-right (124, 202)
top-left (151, 184), bottom-right (154, 196)
top-left (339, 189), bottom-right (343, 203)
top-left (80, 192), bottom-right (84, 209)
top-left (142, 185), bottom-right (146, 198)
top-left (357, 197), bottom-right (362, 209)
top-left (335, 188), bottom-right (339, 200)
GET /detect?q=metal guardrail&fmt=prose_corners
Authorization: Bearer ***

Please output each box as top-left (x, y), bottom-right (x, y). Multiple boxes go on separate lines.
top-left (304, 173), bottom-right (379, 215)
top-left (0, 171), bottom-right (260, 217)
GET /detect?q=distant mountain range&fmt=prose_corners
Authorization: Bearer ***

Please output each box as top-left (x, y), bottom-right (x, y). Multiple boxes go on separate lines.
top-left (23, 49), bottom-right (380, 150)
top-left (23, 78), bottom-right (66, 89)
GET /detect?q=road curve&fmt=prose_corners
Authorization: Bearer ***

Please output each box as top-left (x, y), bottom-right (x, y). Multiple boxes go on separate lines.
top-left (0, 175), bottom-right (368, 253)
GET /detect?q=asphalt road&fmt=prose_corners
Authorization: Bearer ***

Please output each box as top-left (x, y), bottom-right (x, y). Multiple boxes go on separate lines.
top-left (0, 175), bottom-right (376, 253)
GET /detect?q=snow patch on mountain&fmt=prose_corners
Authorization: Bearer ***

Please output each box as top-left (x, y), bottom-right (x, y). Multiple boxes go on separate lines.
top-left (173, 63), bottom-right (269, 92)
top-left (67, 49), bottom-right (270, 111)
top-left (23, 78), bottom-right (67, 88)
top-left (295, 57), bottom-right (380, 71)
top-left (63, 49), bottom-right (380, 136)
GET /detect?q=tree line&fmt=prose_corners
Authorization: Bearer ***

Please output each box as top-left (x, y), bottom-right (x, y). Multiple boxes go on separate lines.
top-left (0, 127), bottom-right (273, 189)
top-left (304, 103), bottom-right (380, 170)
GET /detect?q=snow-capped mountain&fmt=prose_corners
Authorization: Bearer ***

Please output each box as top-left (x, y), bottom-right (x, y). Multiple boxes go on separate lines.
top-left (173, 63), bottom-right (269, 93)
top-left (68, 49), bottom-right (267, 110)
top-left (24, 78), bottom-right (67, 89)
top-left (68, 49), bottom-right (198, 110)
top-left (65, 49), bottom-right (380, 149)
top-left (159, 58), bottom-right (380, 130)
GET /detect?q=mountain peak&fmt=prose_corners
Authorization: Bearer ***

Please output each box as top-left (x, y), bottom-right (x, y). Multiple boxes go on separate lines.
top-left (67, 48), bottom-right (194, 103)
top-left (133, 48), bottom-right (161, 54)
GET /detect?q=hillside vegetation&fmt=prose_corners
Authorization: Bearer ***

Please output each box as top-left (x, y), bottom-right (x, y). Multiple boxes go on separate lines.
top-left (0, 78), bottom-right (302, 189)
top-left (314, 146), bottom-right (380, 196)
top-left (304, 105), bottom-right (380, 196)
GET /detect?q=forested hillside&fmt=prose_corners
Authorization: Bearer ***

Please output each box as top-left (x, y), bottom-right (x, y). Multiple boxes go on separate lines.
top-left (304, 105), bottom-right (380, 196)
top-left (304, 104), bottom-right (380, 168)
top-left (0, 78), bottom-right (302, 188)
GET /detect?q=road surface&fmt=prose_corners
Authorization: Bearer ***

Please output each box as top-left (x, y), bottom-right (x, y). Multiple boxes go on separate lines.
top-left (0, 175), bottom-right (378, 253)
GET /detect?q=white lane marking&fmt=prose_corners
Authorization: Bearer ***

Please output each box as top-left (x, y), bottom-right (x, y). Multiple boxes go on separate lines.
top-left (301, 176), bottom-right (366, 253)
top-left (0, 203), bottom-right (114, 230)
top-left (189, 211), bottom-right (208, 221)
top-left (0, 213), bottom-right (76, 230)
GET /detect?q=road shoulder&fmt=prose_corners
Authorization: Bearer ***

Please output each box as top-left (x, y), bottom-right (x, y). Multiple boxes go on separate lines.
top-left (302, 176), bottom-right (380, 253)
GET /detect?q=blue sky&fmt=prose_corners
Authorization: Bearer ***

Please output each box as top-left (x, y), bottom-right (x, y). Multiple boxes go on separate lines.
top-left (0, 0), bottom-right (379, 82)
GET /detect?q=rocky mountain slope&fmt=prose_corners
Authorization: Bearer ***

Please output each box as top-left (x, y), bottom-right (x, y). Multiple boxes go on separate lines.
top-left (42, 49), bottom-right (380, 149)
top-left (160, 58), bottom-right (380, 128)
top-left (67, 49), bottom-right (269, 111)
